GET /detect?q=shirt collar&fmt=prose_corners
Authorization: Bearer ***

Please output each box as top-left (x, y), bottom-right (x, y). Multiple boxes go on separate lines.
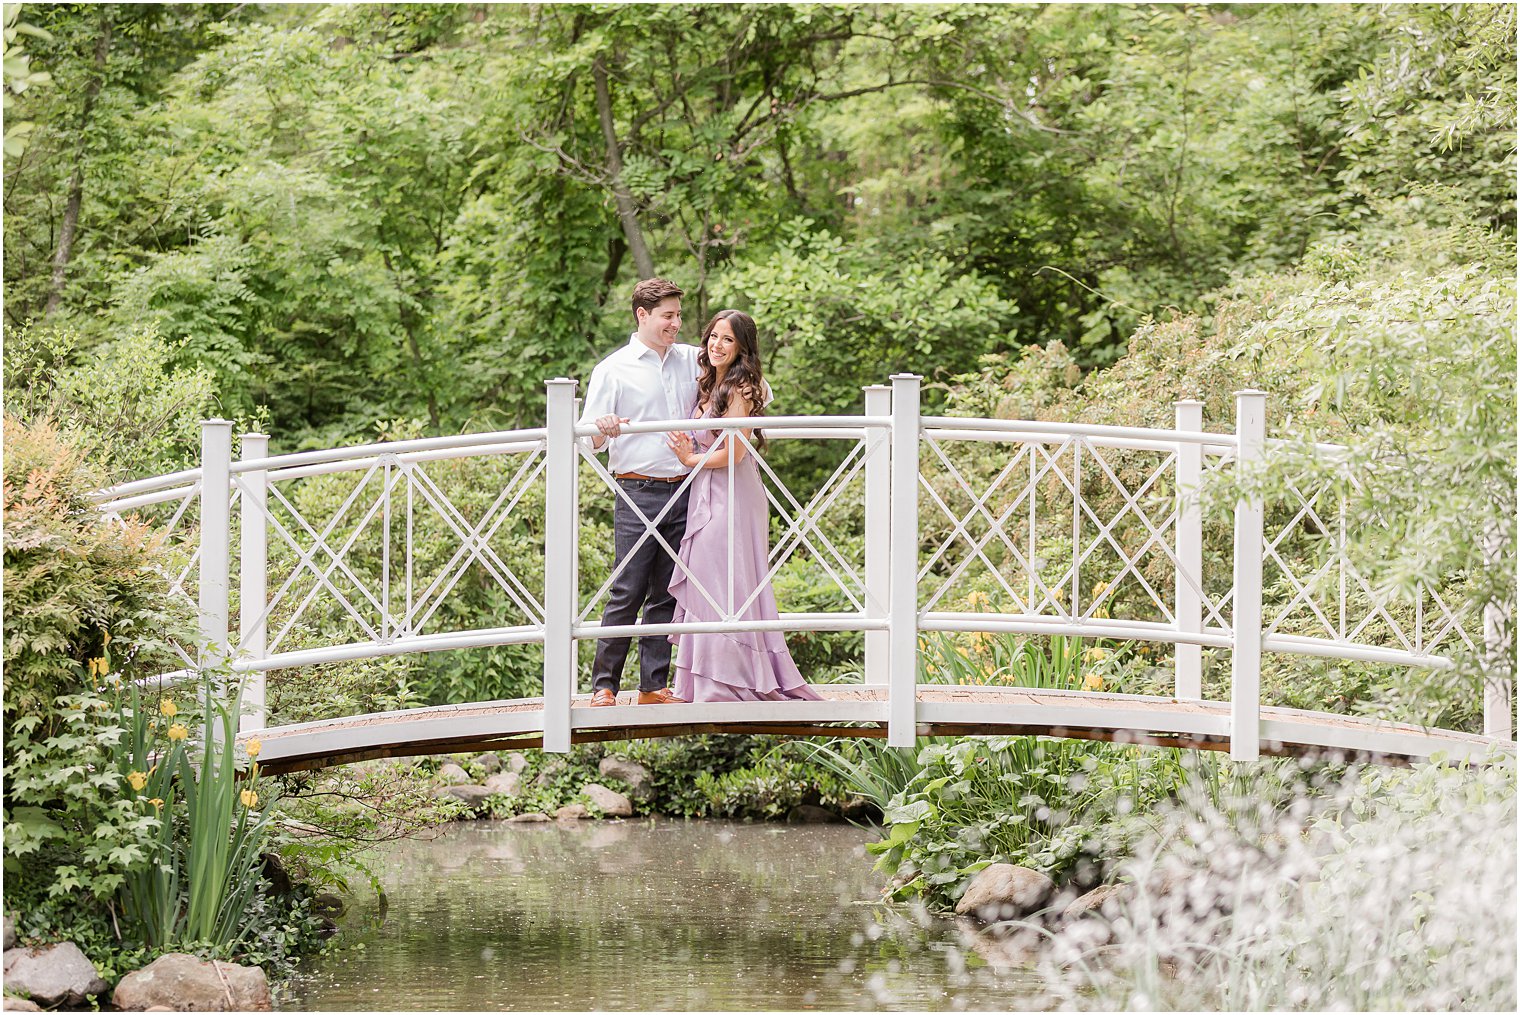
top-left (627, 333), bottom-right (653, 360)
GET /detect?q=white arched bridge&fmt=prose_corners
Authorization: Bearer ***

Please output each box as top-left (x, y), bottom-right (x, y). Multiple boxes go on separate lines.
top-left (94, 376), bottom-right (1513, 774)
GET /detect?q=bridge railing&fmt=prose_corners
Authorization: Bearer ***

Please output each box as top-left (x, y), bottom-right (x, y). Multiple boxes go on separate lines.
top-left (92, 375), bottom-right (1510, 760)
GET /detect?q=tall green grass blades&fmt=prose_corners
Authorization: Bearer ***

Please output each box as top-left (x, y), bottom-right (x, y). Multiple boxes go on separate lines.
top-left (111, 674), bottom-right (274, 954)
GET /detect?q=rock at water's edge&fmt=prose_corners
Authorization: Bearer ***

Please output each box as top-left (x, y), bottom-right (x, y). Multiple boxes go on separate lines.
top-left (112, 953), bottom-right (270, 1011)
top-left (554, 803), bottom-right (589, 821)
top-left (436, 762), bottom-right (471, 785)
top-left (597, 756), bottom-right (654, 801)
top-left (582, 784), bottom-right (633, 817)
top-left (1062, 882), bottom-right (1132, 922)
top-left (954, 864), bottom-right (1055, 923)
top-left (507, 812), bottom-right (551, 823)
top-left (2, 942), bottom-right (109, 1007)
top-left (2, 997), bottom-right (42, 1011)
top-left (434, 784), bottom-right (495, 812)
top-left (483, 772), bottom-right (522, 797)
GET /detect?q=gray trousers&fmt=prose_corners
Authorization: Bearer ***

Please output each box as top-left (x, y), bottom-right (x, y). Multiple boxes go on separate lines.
top-left (591, 479), bottom-right (690, 695)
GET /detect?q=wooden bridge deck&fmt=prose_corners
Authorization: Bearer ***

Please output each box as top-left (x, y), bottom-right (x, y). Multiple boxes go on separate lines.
top-left (245, 685), bottom-right (1506, 774)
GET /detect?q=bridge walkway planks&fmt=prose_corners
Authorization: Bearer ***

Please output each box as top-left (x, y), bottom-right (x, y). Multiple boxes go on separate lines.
top-left (246, 686), bottom-right (1506, 774)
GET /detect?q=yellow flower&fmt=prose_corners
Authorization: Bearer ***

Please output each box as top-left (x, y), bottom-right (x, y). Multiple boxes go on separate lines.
top-left (160, 699), bottom-right (178, 718)
top-left (245, 738), bottom-right (262, 759)
top-left (1084, 647), bottom-right (1107, 663)
top-left (1082, 673), bottom-right (1104, 692)
top-left (147, 798), bottom-right (164, 810)
top-left (955, 645), bottom-right (970, 658)
top-left (103, 631), bottom-right (112, 645)
top-left (240, 789), bottom-right (259, 809)
top-left (126, 770), bottom-right (148, 792)
top-left (966, 590), bottom-right (990, 611)
top-left (167, 723), bottom-right (189, 741)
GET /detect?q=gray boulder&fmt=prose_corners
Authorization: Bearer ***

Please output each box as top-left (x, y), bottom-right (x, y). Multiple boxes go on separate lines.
top-left (554, 803), bottom-right (589, 821)
top-left (436, 762), bottom-right (471, 785)
top-left (506, 752), bottom-right (530, 774)
top-left (483, 772), bottom-right (522, 798)
top-left (3, 913), bottom-right (13, 949)
top-left (954, 864), bottom-right (1056, 923)
top-left (3, 942), bottom-right (108, 1007)
top-left (112, 953), bottom-right (270, 1011)
top-left (476, 752), bottom-right (502, 775)
top-left (597, 756), bottom-right (654, 801)
top-left (582, 783), bottom-right (633, 817)
top-left (534, 759), bottom-right (567, 787)
top-left (506, 812), bottom-right (550, 823)
top-left (1061, 882), bottom-right (1132, 922)
top-left (2, 997), bottom-right (41, 1011)
top-left (434, 785), bottom-right (494, 812)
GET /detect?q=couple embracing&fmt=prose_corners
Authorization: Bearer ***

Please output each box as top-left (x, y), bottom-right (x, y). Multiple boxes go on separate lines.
top-left (580, 277), bottom-right (821, 706)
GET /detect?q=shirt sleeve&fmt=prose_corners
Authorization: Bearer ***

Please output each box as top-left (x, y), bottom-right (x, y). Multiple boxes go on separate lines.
top-left (577, 359), bottom-right (617, 451)
top-left (578, 359), bottom-right (617, 426)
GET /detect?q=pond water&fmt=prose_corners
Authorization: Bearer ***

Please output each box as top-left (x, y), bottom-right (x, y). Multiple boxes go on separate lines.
top-left (279, 818), bottom-right (1053, 1011)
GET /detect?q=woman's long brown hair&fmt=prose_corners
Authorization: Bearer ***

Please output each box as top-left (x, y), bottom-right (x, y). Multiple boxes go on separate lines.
top-left (696, 309), bottom-right (767, 451)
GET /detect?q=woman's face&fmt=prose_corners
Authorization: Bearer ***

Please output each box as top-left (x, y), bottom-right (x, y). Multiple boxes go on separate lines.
top-left (706, 318), bottom-right (739, 370)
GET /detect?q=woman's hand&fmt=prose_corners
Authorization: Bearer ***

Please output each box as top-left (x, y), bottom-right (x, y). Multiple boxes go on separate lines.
top-left (666, 430), bottom-right (696, 467)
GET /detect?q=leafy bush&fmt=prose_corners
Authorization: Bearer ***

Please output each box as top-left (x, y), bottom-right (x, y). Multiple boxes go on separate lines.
top-left (2, 416), bottom-right (194, 735)
top-left (2, 417), bottom-right (321, 976)
top-left (1038, 752), bottom-right (1517, 1011)
top-left (3, 322), bottom-right (218, 481)
top-left (868, 737), bottom-right (1199, 907)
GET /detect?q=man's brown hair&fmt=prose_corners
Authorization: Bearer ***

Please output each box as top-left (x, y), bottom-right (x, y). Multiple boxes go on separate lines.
top-left (631, 277), bottom-right (683, 322)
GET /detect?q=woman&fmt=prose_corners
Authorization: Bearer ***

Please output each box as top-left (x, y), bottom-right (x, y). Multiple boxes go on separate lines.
top-left (664, 310), bottom-right (822, 703)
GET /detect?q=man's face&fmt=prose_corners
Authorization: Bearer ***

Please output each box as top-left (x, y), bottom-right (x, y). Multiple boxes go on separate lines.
top-left (637, 296), bottom-right (682, 351)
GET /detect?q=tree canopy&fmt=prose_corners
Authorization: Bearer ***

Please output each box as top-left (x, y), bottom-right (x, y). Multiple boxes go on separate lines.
top-left (4, 3), bottom-right (1514, 458)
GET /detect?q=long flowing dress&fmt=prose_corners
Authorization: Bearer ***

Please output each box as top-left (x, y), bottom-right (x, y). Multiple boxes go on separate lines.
top-left (668, 412), bottom-right (822, 703)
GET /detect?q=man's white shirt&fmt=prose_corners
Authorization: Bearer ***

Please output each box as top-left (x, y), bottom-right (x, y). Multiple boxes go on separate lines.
top-left (578, 333), bottom-right (701, 478)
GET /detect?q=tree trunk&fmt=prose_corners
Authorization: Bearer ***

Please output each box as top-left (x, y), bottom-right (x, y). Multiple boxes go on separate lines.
top-left (44, 12), bottom-right (113, 316)
top-left (592, 56), bottom-right (656, 279)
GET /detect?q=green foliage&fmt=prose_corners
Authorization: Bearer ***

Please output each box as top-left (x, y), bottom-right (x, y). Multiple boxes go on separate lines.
top-left (4, 4), bottom-right (53, 159)
top-left (2, 415), bottom-right (194, 740)
top-left (112, 680), bottom-right (277, 952)
top-left (714, 223), bottom-right (1019, 416)
top-left (4, 320), bottom-right (218, 479)
top-left (867, 737), bottom-right (1198, 908)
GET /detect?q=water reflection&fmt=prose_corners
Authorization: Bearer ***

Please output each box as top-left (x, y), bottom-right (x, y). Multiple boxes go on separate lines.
top-left (280, 819), bottom-right (1051, 1011)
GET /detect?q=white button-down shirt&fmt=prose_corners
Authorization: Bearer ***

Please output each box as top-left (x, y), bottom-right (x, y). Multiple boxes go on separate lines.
top-left (578, 334), bottom-right (701, 477)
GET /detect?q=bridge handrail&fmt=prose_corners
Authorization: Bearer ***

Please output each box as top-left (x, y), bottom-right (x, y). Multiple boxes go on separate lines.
top-left (95, 375), bottom-right (1511, 756)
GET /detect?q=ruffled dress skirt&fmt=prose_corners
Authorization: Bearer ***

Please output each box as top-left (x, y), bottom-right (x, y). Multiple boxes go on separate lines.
top-left (668, 440), bottom-right (821, 703)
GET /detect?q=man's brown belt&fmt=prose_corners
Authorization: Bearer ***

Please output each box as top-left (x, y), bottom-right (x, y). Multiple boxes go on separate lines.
top-left (615, 473), bottom-right (683, 483)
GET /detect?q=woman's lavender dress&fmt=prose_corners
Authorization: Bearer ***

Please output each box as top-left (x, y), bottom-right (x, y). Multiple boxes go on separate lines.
top-left (668, 416), bottom-right (822, 703)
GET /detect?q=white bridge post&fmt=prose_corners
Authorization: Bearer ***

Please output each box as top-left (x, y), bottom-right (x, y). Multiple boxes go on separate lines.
top-left (1174, 400), bottom-right (1204, 700)
top-left (864, 385), bottom-right (891, 687)
top-left (199, 419), bottom-right (234, 731)
top-left (238, 432), bottom-right (269, 732)
top-left (1483, 526), bottom-right (1514, 740)
top-left (1230, 390), bottom-right (1267, 761)
top-left (888, 374), bottom-right (921, 748)
top-left (543, 378), bottom-right (578, 753)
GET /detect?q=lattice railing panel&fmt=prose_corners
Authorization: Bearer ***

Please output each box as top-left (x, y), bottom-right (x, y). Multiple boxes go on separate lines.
top-left (574, 429), bottom-right (872, 623)
top-left (1261, 469), bottom-right (1479, 659)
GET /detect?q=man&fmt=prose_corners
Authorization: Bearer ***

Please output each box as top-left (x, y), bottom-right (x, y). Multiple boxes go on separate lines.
top-left (580, 277), bottom-right (699, 706)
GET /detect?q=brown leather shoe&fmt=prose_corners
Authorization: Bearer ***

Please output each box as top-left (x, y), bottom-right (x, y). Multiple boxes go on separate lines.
top-left (636, 688), bottom-right (688, 705)
top-left (590, 689), bottom-right (617, 707)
